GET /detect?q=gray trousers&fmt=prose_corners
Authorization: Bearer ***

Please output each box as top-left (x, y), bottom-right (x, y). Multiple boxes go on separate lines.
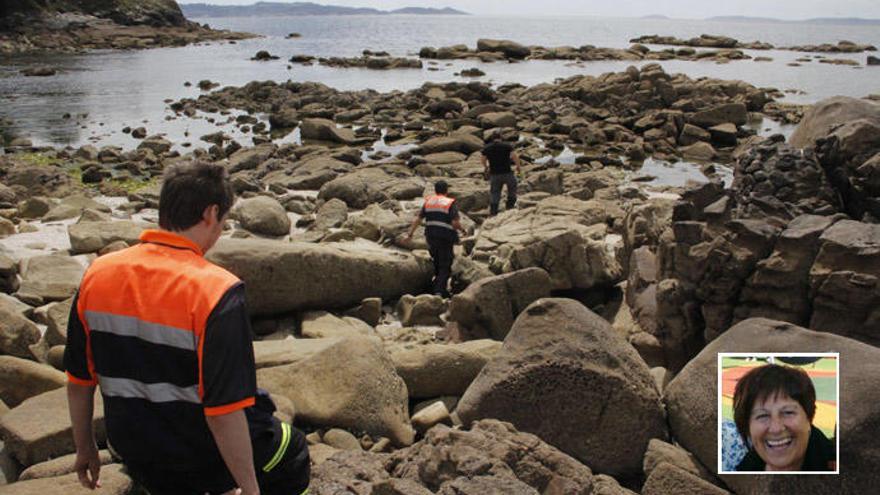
top-left (489, 172), bottom-right (517, 215)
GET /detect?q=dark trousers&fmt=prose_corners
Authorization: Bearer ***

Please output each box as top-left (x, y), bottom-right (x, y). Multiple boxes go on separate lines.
top-left (427, 237), bottom-right (455, 298)
top-left (124, 424), bottom-right (310, 495)
top-left (489, 172), bottom-right (517, 215)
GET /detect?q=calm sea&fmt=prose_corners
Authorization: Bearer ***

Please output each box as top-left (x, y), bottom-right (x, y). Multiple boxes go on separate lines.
top-left (1, 15), bottom-right (878, 150)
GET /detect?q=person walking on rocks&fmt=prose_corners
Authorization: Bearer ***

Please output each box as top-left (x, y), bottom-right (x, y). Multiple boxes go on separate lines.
top-left (65, 161), bottom-right (310, 495)
top-left (405, 180), bottom-right (465, 298)
top-left (481, 134), bottom-right (522, 216)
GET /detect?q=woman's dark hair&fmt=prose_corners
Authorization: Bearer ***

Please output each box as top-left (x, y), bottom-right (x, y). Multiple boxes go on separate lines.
top-left (732, 363), bottom-right (817, 443)
top-left (159, 161), bottom-right (234, 231)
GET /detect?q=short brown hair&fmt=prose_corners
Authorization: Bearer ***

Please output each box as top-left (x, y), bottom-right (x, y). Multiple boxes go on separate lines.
top-left (159, 161), bottom-right (234, 231)
top-left (732, 363), bottom-right (817, 443)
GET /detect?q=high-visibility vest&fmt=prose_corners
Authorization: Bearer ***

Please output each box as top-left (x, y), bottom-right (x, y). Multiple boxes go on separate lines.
top-left (70, 229), bottom-right (246, 467)
top-left (423, 194), bottom-right (457, 241)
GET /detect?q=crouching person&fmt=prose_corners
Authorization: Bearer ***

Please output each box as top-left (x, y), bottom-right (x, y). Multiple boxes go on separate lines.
top-left (65, 161), bottom-right (309, 495)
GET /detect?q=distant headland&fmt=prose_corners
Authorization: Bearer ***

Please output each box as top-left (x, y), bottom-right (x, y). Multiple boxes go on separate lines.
top-left (181, 2), bottom-right (470, 17)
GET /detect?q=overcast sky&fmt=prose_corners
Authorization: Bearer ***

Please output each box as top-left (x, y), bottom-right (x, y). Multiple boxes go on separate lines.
top-left (177, 1), bottom-right (880, 20)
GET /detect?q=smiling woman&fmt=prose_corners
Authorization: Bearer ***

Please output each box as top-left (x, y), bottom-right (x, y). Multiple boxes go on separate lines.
top-left (732, 364), bottom-right (837, 472)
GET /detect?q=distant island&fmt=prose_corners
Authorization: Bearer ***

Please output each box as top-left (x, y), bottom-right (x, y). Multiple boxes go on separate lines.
top-left (705, 15), bottom-right (880, 25)
top-left (180, 2), bottom-right (469, 17)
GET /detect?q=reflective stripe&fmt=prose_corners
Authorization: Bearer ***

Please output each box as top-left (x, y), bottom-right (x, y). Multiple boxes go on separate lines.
top-left (263, 422), bottom-right (291, 472)
top-left (426, 221), bottom-right (455, 230)
top-left (99, 376), bottom-right (200, 404)
top-left (85, 311), bottom-right (197, 352)
top-left (424, 207), bottom-right (452, 213)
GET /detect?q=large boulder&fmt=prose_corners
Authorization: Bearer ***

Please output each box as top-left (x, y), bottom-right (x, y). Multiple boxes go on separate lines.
top-left (790, 96), bottom-right (880, 149)
top-left (265, 156), bottom-right (354, 191)
top-left (257, 336), bottom-right (414, 446)
top-left (455, 298), bottom-right (668, 478)
top-left (227, 144), bottom-right (275, 173)
top-left (388, 340), bottom-right (501, 399)
top-left (207, 238), bottom-right (431, 315)
top-left (0, 307), bottom-right (41, 359)
top-left (476, 39), bottom-right (531, 59)
top-left (664, 318), bottom-right (880, 493)
top-left (300, 118), bottom-right (356, 145)
top-left (0, 388), bottom-right (105, 467)
top-left (67, 221), bottom-right (151, 254)
top-left (0, 357), bottom-right (66, 408)
top-left (234, 195), bottom-right (291, 236)
top-left (472, 196), bottom-right (623, 290)
top-left (447, 268), bottom-right (552, 341)
top-left (16, 255), bottom-right (84, 303)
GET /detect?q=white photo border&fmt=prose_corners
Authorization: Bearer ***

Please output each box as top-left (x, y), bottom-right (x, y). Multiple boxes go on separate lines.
top-left (716, 352), bottom-right (840, 475)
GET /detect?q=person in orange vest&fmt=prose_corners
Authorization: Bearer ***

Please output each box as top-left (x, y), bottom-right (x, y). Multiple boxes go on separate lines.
top-left (65, 162), bottom-right (309, 495)
top-left (405, 180), bottom-right (465, 298)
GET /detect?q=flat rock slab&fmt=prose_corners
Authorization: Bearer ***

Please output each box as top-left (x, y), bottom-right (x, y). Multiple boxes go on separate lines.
top-left (388, 340), bottom-right (501, 399)
top-left (208, 238), bottom-right (432, 316)
top-left (67, 221), bottom-right (151, 254)
top-left (17, 255), bottom-right (84, 303)
top-left (0, 463), bottom-right (131, 495)
top-left (0, 388), bottom-right (105, 467)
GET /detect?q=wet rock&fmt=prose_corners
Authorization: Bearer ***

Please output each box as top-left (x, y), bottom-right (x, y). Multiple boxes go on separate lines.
top-left (300, 118), bottom-right (356, 145)
top-left (207, 238), bottom-right (431, 315)
top-left (388, 340), bottom-right (501, 399)
top-left (447, 268), bottom-right (552, 341)
top-left (689, 103), bottom-right (747, 128)
top-left (257, 336), bottom-right (414, 446)
top-left (0, 356), bottom-right (66, 408)
top-left (456, 298), bottom-right (667, 478)
top-left (665, 318), bottom-right (879, 493)
top-left (130, 127), bottom-right (147, 139)
top-left (234, 195), bottom-right (291, 236)
top-left (136, 135), bottom-right (172, 155)
top-left (476, 39), bottom-right (531, 59)
top-left (251, 50), bottom-right (279, 61)
top-left (0, 388), bottom-right (105, 466)
top-left (680, 141), bottom-right (716, 161)
top-left (21, 67), bottom-right (56, 77)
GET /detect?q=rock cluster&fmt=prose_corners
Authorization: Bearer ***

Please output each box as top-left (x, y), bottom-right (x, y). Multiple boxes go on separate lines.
top-left (630, 34), bottom-right (877, 53)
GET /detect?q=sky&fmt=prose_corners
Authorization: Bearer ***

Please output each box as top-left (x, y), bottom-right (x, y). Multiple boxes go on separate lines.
top-left (176, 1), bottom-right (880, 20)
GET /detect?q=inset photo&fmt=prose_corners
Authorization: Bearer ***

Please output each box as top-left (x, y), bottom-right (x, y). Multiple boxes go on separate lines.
top-left (717, 353), bottom-right (839, 474)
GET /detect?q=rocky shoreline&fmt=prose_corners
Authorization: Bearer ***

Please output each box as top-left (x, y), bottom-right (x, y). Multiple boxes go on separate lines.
top-left (1, 38), bottom-right (879, 495)
top-left (630, 34), bottom-right (878, 53)
top-left (0, 8), bottom-right (254, 55)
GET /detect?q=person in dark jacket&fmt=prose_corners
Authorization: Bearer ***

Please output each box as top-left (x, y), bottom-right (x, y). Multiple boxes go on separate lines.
top-left (480, 135), bottom-right (522, 216)
top-left (732, 363), bottom-right (836, 472)
top-left (405, 180), bottom-right (465, 298)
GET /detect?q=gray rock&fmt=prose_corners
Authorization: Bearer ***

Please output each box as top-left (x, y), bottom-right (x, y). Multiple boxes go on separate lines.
top-left (0, 356), bottom-right (66, 408)
top-left (396, 294), bottom-right (446, 327)
top-left (207, 238), bottom-right (431, 315)
top-left (300, 310), bottom-right (373, 339)
top-left (300, 118), bottom-right (356, 145)
top-left (790, 96), bottom-right (880, 148)
top-left (448, 268), bottom-right (552, 341)
top-left (17, 255), bottom-right (84, 303)
top-left (0, 388), bottom-right (105, 466)
top-left (67, 221), bottom-right (151, 254)
top-left (234, 196), bottom-right (291, 236)
top-left (388, 340), bottom-right (501, 398)
top-left (0, 306), bottom-right (42, 359)
top-left (257, 336), bottom-right (414, 446)
top-left (456, 298), bottom-right (667, 478)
